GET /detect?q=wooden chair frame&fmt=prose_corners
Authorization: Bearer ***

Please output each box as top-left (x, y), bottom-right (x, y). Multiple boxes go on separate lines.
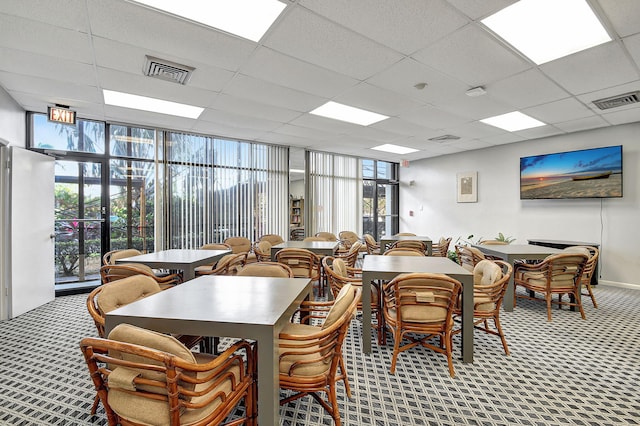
top-left (455, 245), bottom-right (486, 272)
top-left (100, 264), bottom-right (181, 288)
top-left (431, 237), bottom-right (452, 258)
top-left (363, 234), bottom-right (381, 255)
top-left (196, 253), bottom-right (247, 276)
top-left (383, 247), bottom-right (425, 256)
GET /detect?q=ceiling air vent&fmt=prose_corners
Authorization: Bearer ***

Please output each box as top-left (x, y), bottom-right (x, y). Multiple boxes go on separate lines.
top-left (428, 134), bottom-right (461, 142)
top-left (592, 91), bottom-right (640, 110)
top-left (143, 56), bottom-right (195, 85)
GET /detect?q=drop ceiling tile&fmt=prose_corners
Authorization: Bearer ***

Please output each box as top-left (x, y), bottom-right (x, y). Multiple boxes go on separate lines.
top-left (272, 123), bottom-right (340, 141)
top-left (9, 91), bottom-right (103, 118)
top-left (343, 124), bottom-right (404, 143)
top-left (601, 105), bottom-right (640, 125)
top-left (104, 105), bottom-right (198, 131)
top-left (598, 0), bottom-right (640, 38)
top-left (0, 14), bottom-right (92, 62)
top-left (0, 47), bottom-right (96, 86)
top-left (446, 121), bottom-right (507, 139)
top-left (366, 58), bottom-right (469, 105)
top-left (412, 24), bottom-right (531, 86)
top-left (553, 116), bottom-right (610, 133)
top-left (257, 132), bottom-right (323, 148)
top-left (623, 34), bottom-right (640, 74)
top-left (299, 0), bottom-right (468, 55)
top-left (334, 83), bottom-right (424, 117)
top-left (540, 42), bottom-right (638, 95)
top-left (210, 94), bottom-right (302, 123)
top-left (477, 132), bottom-right (526, 146)
top-left (448, 138), bottom-right (494, 151)
top-left (399, 105), bottom-right (469, 129)
top-left (263, 6), bottom-right (403, 80)
top-left (97, 68), bottom-right (216, 107)
top-left (513, 124), bottom-right (565, 139)
top-left (190, 120), bottom-right (268, 141)
top-left (370, 117), bottom-right (441, 138)
top-left (522, 98), bottom-right (595, 124)
top-left (435, 93), bottom-right (513, 121)
top-left (92, 38), bottom-right (236, 93)
top-left (0, 71), bottom-right (101, 104)
top-left (198, 108), bottom-right (284, 133)
top-left (445, 0), bottom-right (517, 20)
top-left (288, 113), bottom-right (361, 134)
top-left (86, 0), bottom-right (256, 72)
top-left (487, 69), bottom-right (570, 110)
top-left (240, 47), bottom-right (359, 98)
top-left (0, 0), bottom-right (89, 31)
top-left (223, 74), bottom-right (325, 113)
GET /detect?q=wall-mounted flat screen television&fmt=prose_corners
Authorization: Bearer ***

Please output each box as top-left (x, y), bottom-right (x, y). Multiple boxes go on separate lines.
top-left (520, 145), bottom-right (622, 199)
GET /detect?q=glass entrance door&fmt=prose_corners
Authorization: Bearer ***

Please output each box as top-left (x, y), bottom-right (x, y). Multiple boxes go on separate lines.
top-left (54, 160), bottom-right (106, 285)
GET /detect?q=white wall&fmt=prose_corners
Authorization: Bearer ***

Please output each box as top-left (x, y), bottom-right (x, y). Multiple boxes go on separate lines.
top-left (400, 123), bottom-right (640, 287)
top-left (0, 86), bottom-right (25, 148)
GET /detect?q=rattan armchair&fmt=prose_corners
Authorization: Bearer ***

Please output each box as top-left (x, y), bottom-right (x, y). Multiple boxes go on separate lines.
top-left (455, 245), bottom-right (486, 272)
top-left (279, 284), bottom-right (361, 426)
top-left (315, 231), bottom-right (338, 241)
top-left (102, 248), bottom-right (143, 265)
top-left (335, 240), bottom-right (362, 267)
top-left (253, 240), bottom-right (272, 262)
top-left (514, 252), bottom-right (588, 321)
top-left (363, 234), bottom-right (381, 255)
top-left (390, 239), bottom-right (427, 253)
top-left (100, 263), bottom-right (181, 289)
top-left (453, 260), bottom-right (513, 355)
top-left (224, 236), bottom-right (257, 263)
top-left (80, 323), bottom-right (255, 426)
top-left (195, 252), bottom-right (247, 276)
top-left (259, 233), bottom-right (285, 246)
top-left (237, 261), bottom-right (294, 278)
top-left (382, 273), bottom-right (461, 377)
top-left (275, 247), bottom-right (321, 295)
top-left (431, 237), bottom-right (452, 257)
top-left (383, 247), bottom-right (426, 256)
top-left (562, 245), bottom-right (599, 308)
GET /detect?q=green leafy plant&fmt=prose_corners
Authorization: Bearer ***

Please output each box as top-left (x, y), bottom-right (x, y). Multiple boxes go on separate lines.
top-left (495, 232), bottom-right (516, 243)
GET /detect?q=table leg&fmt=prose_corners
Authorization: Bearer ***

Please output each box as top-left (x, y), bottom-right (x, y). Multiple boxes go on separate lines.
top-left (361, 271), bottom-right (373, 353)
top-left (256, 331), bottom-right (279, 425)
top-left (502, 255), bottom-right (515, 312)
top-left (182, 268), bottom-right (195, 282)
top-left (460, 275), bottom-right (474, 363)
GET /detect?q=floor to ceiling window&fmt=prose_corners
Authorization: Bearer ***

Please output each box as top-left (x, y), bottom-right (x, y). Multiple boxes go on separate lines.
top-left (362, 159), bottom-right (399, 240)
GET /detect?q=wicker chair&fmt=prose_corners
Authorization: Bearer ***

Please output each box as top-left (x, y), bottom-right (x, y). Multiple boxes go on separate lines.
top-left (85, 276), bottom-right (205, 415)
top-left (563, 245), bottom-right (599, 308)
top-left (275, 248), bottom-right (321, 295)
top-left (303, 236), bottom-right (325, 242)
top-left (431, 237), bottom-right (452, 257)
top-left (279, 284), bottom-right (361, 426)
top-left (102, 248), bottom-right (143, 265)
top-left (315, 231), bottom-right (338, 241)
top-left (236, 261), bottom-right (294, 278)
top-left (224, 236), bottom-right (257, 263)
top-left (253, 240), bottom-right (272, 262)
top-left (514, 252), bottom-right (588, 321)
top-left (363, 234), bottom-right (381, 255)
top-left (80, 323), bottom-right (255, 426)
top-left (323, 256), bottom-right (383, 344)
top-left (383, 247), bottom-right (425, 256)
top-left (195, 252), bottom-right (247, 276)
top-left (390, 239), bottom-right (426, 254)
top-left (290, 227), bottom-right (305, 241)
top-left (100, 263), bottom-right (181, 289)
top-left (455, 245), bottom-right (486, 272)
top-left (382, 273), bottom-right (461, 377)
top-left (453, 260), bottom-right (513, 355)
top-left (335, 241), bottom-right (363, 267)
top-left (394, 232), bottom-right (416, 236)
top-left (259, 233), bottom-right (284, 246)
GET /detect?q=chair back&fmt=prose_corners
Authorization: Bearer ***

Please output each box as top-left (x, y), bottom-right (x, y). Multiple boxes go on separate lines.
top-left (290, 227), bottom-right (305, 241)
top-left (80, 324), bottom-right (253, 426)
top-left (456, 245), bottom-right (486, 271)
top-left (200, 252), bottom-right (247, 276)
top-left (259, 233), bottom-right (284, 245)
top-left (390, 239), bottom-right (426, 253)
top-left (383, 247), bottom-right (425, 256)
top-left (200, 242), bottom-right (231, 251)
top-left (253, 240), bottom-right (272, 262)
top-left (431, 237), bottom-right (451, 257)
top-left (472, 260), bottom-right (512, 313)
top-left (275, 248), bottom-right (319, 279)
top-left (383, 273), bottom-right (460, 328)
top-left (338, 231), bottom-right (359, 249)
top-left (223, 236), bottom-right (252, 254)
top-left (563, 245), bottom-right (598, 285)
top-left (394, 232), bottom-right (416, 236)
top-left (87, 275), bottom-right (162, 338)
top-left (303, 236), bottom-right (325, 242)
top-left (315, 231), bottom-right (338, 241)
top-left (103, 249), bottom-right (142, 265)
top-left (339, 241), bottom-right (362, 267)
top-left (237, 261), bottom-right (293, 278)
top-left (363, 234), bottom-right (380, 255)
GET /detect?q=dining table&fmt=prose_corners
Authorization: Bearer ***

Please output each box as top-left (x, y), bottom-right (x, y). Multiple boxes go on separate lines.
top-left (105, 274), bottom-right (313, 426)
top-left (472, 244), bottom-right (562, 311)
top-left (380, 235), bottom-right (433, 255)
top-left (115, 248), bottom-right (230, 281)
top-left (361, 255), bottom-right (474, 362)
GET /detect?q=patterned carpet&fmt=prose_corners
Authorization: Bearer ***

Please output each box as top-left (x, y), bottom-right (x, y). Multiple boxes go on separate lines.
top-left (1, 284), bottom-right (639, 425)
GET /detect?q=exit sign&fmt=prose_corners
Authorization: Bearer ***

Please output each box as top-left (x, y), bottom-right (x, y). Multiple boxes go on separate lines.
top-left (48, 106), bottom-right (76, 125)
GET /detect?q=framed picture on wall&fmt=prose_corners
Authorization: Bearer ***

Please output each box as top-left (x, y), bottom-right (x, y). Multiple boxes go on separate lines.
top-left (457, 171), bottom-right (477, 203)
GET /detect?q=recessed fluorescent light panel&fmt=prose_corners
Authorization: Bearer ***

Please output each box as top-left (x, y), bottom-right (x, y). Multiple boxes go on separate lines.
top-left (310, 101), bottom-right (389, 126)
top-left (480, 111), bottom-right (545, 132)
top-left (371, 144), bottom-right (419, 155)
top-left (103, 90), bottom-right (204, 119)
top-left (131, 0), bottom-right (286, 42)
top-left (482, 0), bottom-right (611, 65)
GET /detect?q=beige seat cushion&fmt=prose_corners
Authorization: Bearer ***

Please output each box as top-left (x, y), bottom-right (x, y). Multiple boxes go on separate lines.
top-left (224, 237), bottom-right (252, 253)
top-left (279, 323), bottom-right (331, 377)
top-left (97, 275), bottom-right (161, 314)
top-left (389, 305), bottom-right (447, 323)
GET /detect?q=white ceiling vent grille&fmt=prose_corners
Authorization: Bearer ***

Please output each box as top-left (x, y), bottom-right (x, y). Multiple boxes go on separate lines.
top-left (143, 56), bottom-right (195, 85)
top-left (592, 91), bottom-right (640, 110)
top-left (428, 134), bottom-right (461, 142)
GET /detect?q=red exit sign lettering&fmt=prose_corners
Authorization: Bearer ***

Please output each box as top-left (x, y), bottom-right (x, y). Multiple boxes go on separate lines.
top-left (48, 106), bottom-right (76, 125)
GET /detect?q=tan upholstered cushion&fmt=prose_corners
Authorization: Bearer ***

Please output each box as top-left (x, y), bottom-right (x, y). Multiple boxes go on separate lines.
top-left (333, 258), bottom-right (348, 278)
top-left (237, 263), bottom-right (289, 277)
top-left (257, 240), bottom-right (271, 253)
top-left (474, 296), bottom-right (494, 312)
top-left (108, 249), bottom-right (142, 264)
top-left (473, 260), bottom-right (502, 286)
top-left (395, 305), bottom-right (447, 323)
top-left (521, 271), bottom-right (575, 288)
top-left (260, 234), bottom-right (284, 245)
top-left (322, 284), bottom-right (355, 330)
top-left (279, 323), bottom-right (330, 377)
top-left (108, 323), bottom-right (196, 364)
top-left (224, 237), bottom-right (252, 253)
top-left (96, 275), bottom-right (161, 314)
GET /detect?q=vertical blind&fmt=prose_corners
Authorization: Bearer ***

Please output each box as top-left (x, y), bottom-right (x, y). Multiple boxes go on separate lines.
top-left (306, 150), bottom-right (363, 237)
top-left (160, 132), bottom-right (289, 249)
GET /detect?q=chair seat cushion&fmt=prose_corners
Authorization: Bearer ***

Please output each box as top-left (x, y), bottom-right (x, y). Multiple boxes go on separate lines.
top-left (474, 296), bottom-right (494, 312)
top-left (520, 271), bottom-right (575, 288)
top-left (279, 324), bottom-right (331, 377)
top-left (388, 306), bottom-right (447, 323)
